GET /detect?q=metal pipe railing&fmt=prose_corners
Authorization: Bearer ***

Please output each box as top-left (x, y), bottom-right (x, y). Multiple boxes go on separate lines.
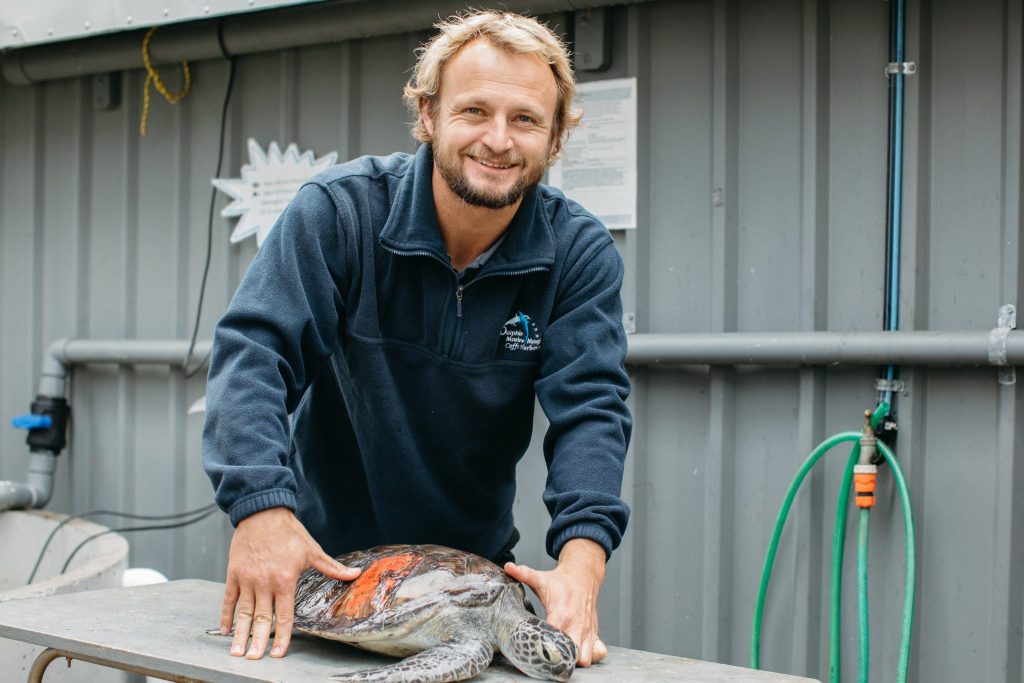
top-left (3, 330), bottom-right (1013, 512)
top-left (624, 331), bottom-right (1023, 367)
top-left (33, 332), bottom-right (1024, 379)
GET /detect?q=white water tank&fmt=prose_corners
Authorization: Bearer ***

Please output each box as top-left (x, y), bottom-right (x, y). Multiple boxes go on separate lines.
top-left (0, 510), bottom-right (129, 683)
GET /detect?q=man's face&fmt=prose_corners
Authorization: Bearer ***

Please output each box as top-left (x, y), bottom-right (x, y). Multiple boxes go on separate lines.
top-left (422, 39), bottom-right (559, 209)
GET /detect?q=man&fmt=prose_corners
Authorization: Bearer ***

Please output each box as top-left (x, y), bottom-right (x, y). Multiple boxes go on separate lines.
top-left (202, 10), bottom-right (631, 669)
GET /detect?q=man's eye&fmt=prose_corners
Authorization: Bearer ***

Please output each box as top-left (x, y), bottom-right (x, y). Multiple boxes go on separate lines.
top-left (465, 107), bottom-right (482, 115)
top-left (515, 115), bottom-right (534, 124)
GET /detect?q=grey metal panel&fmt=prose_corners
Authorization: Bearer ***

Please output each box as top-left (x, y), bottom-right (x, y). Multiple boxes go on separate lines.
top-left (2, 1), bottom-right (1024, 682)
top-left (646, 0), bottom-right (714, 333)
top-left (929, 0), bottom-right (1006, 331)
top-left (736, 0), bottom-right (804, 332)
top-left (828, 0), bottom-right (888, 331)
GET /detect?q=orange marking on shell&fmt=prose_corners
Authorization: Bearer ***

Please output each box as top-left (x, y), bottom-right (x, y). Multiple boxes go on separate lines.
top-left (334, 553), bottom-right (422, 620)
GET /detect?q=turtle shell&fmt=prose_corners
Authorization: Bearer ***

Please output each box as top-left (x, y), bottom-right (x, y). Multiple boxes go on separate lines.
top-left (293, 544), bottom-right (522, 647)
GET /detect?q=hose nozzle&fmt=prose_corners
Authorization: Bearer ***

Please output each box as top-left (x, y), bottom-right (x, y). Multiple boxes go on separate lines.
top-left (859, 409), bottom-right (878, 466)
top-left (854, 464), bottom-right (878, 508)
top-left (854, 409), bottom-right (880, 507)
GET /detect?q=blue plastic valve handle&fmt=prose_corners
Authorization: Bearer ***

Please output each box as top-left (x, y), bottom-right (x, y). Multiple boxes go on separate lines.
top-left (12, 414), bottom-right (52, 430)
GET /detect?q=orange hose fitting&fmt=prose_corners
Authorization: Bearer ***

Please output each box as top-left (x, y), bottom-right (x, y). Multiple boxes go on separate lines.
top-left (854, 464), bottom-right (878, 509)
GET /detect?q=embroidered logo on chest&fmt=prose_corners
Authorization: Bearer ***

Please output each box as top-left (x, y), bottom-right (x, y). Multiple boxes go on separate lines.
top-left (500, 312), bottom-right (542, 352)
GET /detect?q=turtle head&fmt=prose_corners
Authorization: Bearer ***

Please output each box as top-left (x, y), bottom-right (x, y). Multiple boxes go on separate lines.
top-left (500, 615), bottom-right (577, 681)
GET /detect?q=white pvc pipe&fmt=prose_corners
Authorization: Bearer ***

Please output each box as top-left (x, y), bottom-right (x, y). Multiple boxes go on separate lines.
top-left (38, 338), bottom-right (212, 397)
top-left (2, 0), bottom-right (643, 84)
top-left (0, 453), bottom-right (56, 512)
top-left (2, 338), bottom-right (212, 511)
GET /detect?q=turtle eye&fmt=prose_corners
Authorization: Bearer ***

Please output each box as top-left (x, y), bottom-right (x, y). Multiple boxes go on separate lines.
top-left (541, 644), bottom-right (560, 663)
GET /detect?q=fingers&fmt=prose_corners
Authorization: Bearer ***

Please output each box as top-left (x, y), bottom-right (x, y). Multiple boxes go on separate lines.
top-left (270, 583), bottom-right (296, 658)
top-left (577, 633), bottom-right (594, 667)
top-left (226, 573), bottom-right (300, 659)
top-left (220, 580), bottom-right (240, 635)
top-left (565, 630), bottom-right (605, 667)
top-left (504, 562), bottom-right (546, 596)
top-left (246, 591), bottom-right (275, 659)
top-left (222, 509), bottom-right (354, 660)
top-left (557, 620), bottom-right (594, 667)
top-left (311, 552), bottom-right (361, 582)
top-left (506, 560), bottom-right (603, 666)
top-left (230, 588), bottom-right (255, 657)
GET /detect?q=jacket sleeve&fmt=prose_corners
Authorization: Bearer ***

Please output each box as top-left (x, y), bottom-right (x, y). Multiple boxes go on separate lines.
top-left (536, 230), bottom-right (632, 560)
top-left (202, 182), bottom-right (348, 526)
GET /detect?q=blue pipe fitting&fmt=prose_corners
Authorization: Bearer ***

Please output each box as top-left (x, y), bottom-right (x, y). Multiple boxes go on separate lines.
top-left (12, 414), bottom-right (53, 430)
top-left (17, 396), bottom-right (71, 455)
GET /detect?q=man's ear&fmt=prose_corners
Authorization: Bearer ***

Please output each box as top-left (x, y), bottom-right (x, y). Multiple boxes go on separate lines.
top-left (547, 132), bottom-right (562, 166)
top-left (419, 98), bottom-right (435, 139)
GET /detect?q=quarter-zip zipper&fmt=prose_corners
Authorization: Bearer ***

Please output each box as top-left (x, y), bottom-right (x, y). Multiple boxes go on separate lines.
top-left (442, 283), bottom-right (465, 358)
top-left (443, 269), bottom-right (547, 358)
top-left (380, 244), bottom-right (463, 357)
top-left (380, 242), bottom-right (549, 359)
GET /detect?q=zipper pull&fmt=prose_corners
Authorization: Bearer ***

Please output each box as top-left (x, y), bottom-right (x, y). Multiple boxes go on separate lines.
top-left (455, 285), bottom-right (464, 318)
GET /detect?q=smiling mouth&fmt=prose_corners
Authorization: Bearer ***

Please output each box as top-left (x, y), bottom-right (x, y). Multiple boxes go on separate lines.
top-left (470, 156), bottom-right (517, 170)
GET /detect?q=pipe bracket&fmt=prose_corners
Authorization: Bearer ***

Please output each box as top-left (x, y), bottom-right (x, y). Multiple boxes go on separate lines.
top-left (885, 61), bottom-right (917, 77)
top-left (989, 304), bottom-right (1016, 384)
top-left (875, 378), bottom-right (906, 395)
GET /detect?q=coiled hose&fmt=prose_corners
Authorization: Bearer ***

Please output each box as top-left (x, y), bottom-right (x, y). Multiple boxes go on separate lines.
top-left (750, 418), bottom-right (915, 683)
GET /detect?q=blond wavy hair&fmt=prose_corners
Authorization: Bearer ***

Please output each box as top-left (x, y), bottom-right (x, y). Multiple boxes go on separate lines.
top-left (403, 10), bottom-right (582, 160)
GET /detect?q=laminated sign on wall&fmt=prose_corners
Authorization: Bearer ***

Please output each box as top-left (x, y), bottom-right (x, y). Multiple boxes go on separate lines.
top-left (213, 138), bottom-right (338, 247)
top-left (548, 77), bottom-right (638, 230)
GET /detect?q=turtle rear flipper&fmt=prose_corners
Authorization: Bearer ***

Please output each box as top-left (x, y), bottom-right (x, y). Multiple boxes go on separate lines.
top-left (330, 638), bottom-right (493, 683)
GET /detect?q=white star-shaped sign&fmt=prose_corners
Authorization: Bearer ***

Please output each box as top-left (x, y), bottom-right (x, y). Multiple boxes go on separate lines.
top-left (213, 138), bottom-right (338, 247)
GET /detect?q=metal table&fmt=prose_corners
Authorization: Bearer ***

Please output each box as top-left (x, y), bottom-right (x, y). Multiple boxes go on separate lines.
top-left (0, 580), bottom-right (817, 682)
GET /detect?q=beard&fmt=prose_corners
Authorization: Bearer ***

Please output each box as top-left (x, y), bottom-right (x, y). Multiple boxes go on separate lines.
top-left (432, 138), bottom-right (548, 209)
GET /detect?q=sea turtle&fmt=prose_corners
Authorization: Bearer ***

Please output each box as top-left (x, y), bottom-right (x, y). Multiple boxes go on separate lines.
top-left (293, 544), bottom-right (578, 682)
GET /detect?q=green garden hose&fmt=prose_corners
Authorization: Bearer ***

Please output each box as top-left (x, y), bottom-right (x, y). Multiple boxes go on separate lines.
top-left (858, 508), bottom-right (870, 683)
top-left (750, 409), bottom-right (915, 683)
top-left (876, 440), bottom-right (915, 683)
top-left (830, 438), bottom-right (861, 681)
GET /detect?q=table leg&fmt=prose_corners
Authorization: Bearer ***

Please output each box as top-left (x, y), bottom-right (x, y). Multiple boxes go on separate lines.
top-left (28, 647), bottom-right (206, 683)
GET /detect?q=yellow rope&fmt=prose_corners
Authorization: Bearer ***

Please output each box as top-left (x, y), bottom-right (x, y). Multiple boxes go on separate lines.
top-left (140, 27), bottom-right (192, 136)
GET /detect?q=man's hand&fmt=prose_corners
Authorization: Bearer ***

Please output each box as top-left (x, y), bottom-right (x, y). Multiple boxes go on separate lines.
top-left (219, 507), bottom-right (360, 660)
top-left (504, 538), bottom-right (608, 667)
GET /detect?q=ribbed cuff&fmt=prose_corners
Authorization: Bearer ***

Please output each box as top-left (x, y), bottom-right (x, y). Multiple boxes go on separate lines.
top-left (548, 524), bottom-right (614, 561)
top-left (228, 488), bottom-right (297, 526)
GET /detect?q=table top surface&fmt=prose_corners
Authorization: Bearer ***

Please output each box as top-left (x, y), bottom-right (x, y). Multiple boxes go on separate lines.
top-left (0, 580), bottom-right (817, 682)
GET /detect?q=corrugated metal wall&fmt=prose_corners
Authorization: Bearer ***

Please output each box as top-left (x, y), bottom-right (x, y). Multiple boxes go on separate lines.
top-left (1, 1), bottom-right (1022, 681)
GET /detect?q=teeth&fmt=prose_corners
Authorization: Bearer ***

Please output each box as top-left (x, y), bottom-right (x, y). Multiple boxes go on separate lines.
top-left (475, 157), bottom-right (513, 169)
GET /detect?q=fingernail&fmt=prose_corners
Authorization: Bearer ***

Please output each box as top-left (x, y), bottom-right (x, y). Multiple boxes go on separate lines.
top-left (271, 646), bottom-right (281, 657)
top-left (248, 646), bottom-right (258, 657)
top-left (231, 644), bottom-right (243, 656)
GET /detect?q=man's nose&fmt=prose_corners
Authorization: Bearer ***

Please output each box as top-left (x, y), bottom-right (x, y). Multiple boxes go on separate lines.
top-left (481, 118), bottom-right (514, 153)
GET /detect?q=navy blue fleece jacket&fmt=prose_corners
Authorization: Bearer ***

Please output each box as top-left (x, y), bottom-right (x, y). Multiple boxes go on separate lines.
top-left (202, 145), bottom-right (632, 561)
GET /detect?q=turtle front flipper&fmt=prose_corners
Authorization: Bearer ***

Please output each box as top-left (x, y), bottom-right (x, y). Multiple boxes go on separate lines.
top-left (329, 638), bottom-right (493, 683)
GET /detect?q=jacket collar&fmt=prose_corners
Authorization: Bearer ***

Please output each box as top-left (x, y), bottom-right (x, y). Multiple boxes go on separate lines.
top-left (379, 144), bottom-right (555, 274)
